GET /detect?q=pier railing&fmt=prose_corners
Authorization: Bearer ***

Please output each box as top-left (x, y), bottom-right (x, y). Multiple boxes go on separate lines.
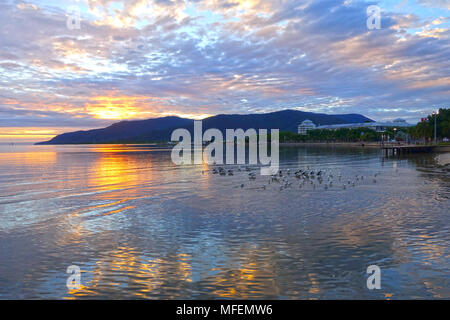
top-left (381, 143), bottom-right (437, 156)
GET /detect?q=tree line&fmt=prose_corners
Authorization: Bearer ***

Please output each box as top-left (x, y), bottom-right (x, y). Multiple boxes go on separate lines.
top-left (279, 108), bottom-right (449, 143)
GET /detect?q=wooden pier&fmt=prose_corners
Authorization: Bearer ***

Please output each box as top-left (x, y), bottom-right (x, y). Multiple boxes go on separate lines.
top-left (381, 144), bottom-right (437, 157)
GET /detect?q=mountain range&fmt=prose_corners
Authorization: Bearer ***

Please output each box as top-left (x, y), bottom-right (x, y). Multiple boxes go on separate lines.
top-left (36, 110), bottom-right (373, 144)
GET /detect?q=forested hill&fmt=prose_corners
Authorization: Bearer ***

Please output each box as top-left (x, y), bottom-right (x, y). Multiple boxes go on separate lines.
top-left (36, 110), bottom-right (373, 144)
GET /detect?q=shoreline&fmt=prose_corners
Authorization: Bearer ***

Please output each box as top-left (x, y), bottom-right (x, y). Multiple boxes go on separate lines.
top-left (32, 142), bottom-right (379, 147)
top-left (279, 142), bottom-right (381, 148)
top-left (30, 141), bottom-right (450, 153)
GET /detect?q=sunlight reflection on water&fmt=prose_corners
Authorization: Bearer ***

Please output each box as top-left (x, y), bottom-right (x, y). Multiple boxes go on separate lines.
top-left (0, 144), bottom-right (448, 299)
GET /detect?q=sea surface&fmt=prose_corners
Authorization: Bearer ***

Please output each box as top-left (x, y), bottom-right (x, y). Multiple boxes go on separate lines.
top-left (0, 144), bottom-right (449, 299)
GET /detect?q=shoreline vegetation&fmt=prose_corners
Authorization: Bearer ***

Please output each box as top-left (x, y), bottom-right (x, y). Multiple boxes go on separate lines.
top-left (278, 108), bottom-right (449, 146)
top-left (31, 140), bottom-right (450, 151)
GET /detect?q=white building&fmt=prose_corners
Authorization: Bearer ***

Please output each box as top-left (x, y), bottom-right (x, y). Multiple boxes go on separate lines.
top-left (316, 119), bottom-right (413, 132)
top-left (298, 119), bottom-right (317, 135)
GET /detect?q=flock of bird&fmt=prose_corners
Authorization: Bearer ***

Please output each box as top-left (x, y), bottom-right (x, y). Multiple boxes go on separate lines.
top-left (205, 165), bottom-right (380, 192)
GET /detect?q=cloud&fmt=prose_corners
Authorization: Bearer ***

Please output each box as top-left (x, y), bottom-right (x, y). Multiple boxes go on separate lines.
top-left (418, 0), bottom-right (450, 10)
top-left (0, 0), bottom-right (449, 140)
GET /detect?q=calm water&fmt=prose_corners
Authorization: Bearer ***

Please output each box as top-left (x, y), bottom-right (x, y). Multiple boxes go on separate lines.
top-left (0, 144), bottom-right (449, 299)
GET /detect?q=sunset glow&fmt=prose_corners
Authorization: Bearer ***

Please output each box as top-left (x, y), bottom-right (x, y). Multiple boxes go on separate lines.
top-left (1, 0), bottom-right (449, 302)
top-left (85, 96), bottom-right (145, 120)
top-left (0, 0), bottom-right (449, 142)
top-left (0, 128), bottom-right (63, 142)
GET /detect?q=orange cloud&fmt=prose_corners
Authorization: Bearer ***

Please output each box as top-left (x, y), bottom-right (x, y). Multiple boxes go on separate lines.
top-left (85, 95), bottom-right (145, 120)
top-left (84, 94), bottom-right (212, 120)
top-left (0, 127), bottom-right (62, 141)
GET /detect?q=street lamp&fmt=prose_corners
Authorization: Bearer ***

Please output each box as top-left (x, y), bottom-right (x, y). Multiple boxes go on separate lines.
top-left (433, 110), bottom-right (439, 144)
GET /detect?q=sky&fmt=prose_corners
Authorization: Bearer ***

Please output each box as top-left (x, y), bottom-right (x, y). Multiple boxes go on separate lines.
top-left (0, 0), bottom-right (449, 142)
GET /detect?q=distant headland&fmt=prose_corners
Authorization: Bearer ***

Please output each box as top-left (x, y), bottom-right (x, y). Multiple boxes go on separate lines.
top-left (35, 110), bottom-right (373, 145)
